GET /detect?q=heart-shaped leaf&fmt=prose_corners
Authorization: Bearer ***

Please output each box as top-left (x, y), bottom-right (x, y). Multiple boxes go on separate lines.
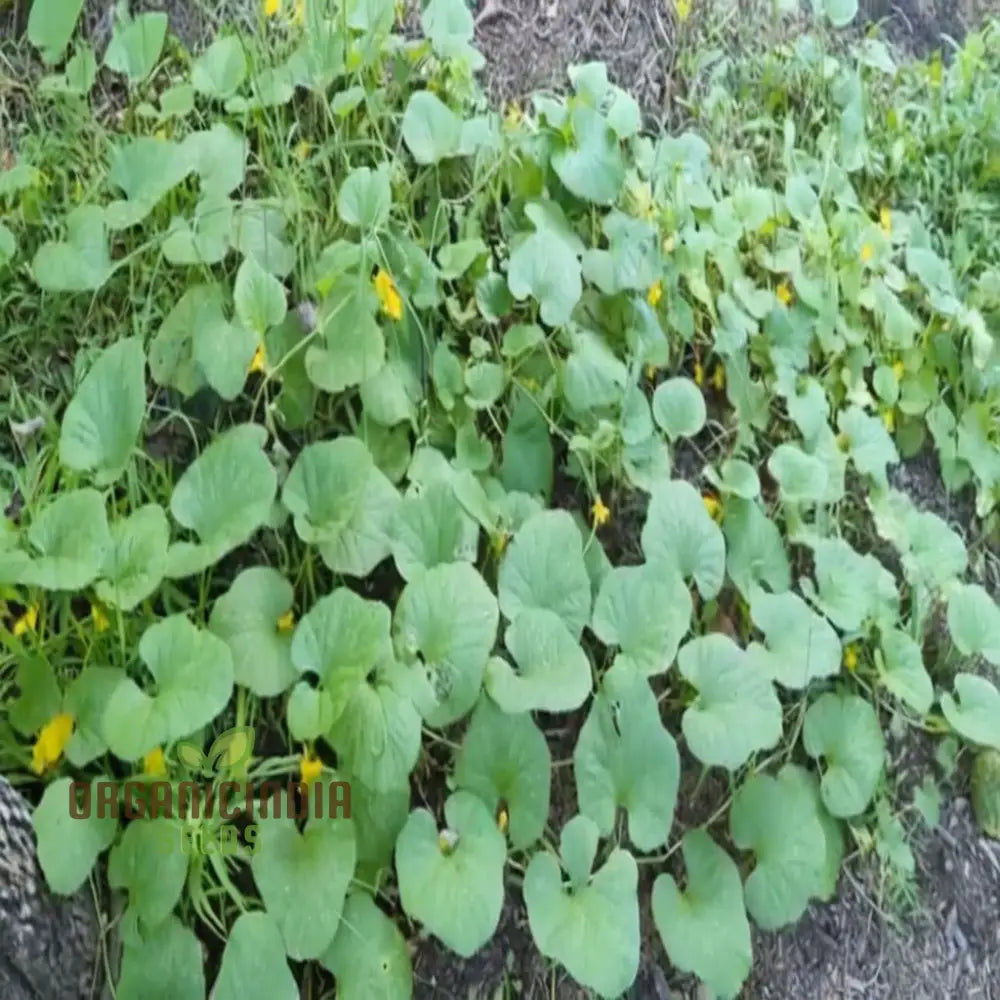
top-left (212, 912), bottom-right (298, 1000)
top-left (95, 503), bottom-right (169, 610)
top-left (941, 674), bottom-right (1000, 751)
top-left (116, 916), bottom-right (206, 1000)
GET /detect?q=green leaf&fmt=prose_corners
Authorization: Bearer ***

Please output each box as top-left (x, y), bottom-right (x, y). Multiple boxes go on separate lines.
top-left (838, 405), bottom-right (898, 486)
top-left (102, 615), bottom-right (234, 760)
top-left (878, 628), bottom-right (933, 715)
top-left (106, 138), bottom-right (192, 228)
top-left (401, 91), bottom-right (462, 164)
top-left (454, 696), bottom-right (551, 850)
top-left (652, 830), bottom-right (752, 1000)
top-left (65, 667), bottom-right (122, 766)
top-left (393, 562), bottom-right (499, 725)
top-left (59, 337), bottom-right (146, 484)
top-left (18, 488), bottom-right (111, 589)
top-left (282, 437), bottom-right (399, 577)
top-left (651, 378), bottom-right (706, 441)
top-left (824, 0), bottom-right (858, 28)
top-left (501, 392), bottom-right (554, 499)
top-left (947, 583), bottom-right (1000, 666)
top-left (182, 125), bottom-right (247, 197)
top-left (395, 791), bottom-right (506, 957)
top-left (677, 635), bottom-right (782, 769)
top-left (524, 816), bottom-right (639, 998)
top-left (574, 663), bottom-right (679, 851)
top-left (96, 503), bottom-right (169, 611)
top-left (487, 608), bottom-right (591, 713)
top-left (103, 12), bottom-right (167, 83)
top-left (234, 255), bottom-right (287, 334)
top-left (551, 107), bottom-right (625, 205)
top-left (767, 443), bottom-right (829, 503)
top-left (209, 568), bottom-right (298, 697)
top-left (390, 480), bottom-right (478, 580)
top-left (941, 674), bottom-right (1000, 751)
top-left (724, 498), bottom-right (790, 601)
top-left (803, 693), bottom-right (885, 817)
top-left (811, 537), bottom-right (898, 632)
top-left (33, 777), bottom-right (116, 894)
top-left (252, 809), bottom-right (357, 960)
top-left (28, 0), bottom-right (84, 63)
top-left (32, 205), bottom-right (114, 291)
top-left (212, 912), bottom-right (298, 1000)
top-left (729, 766), bottom-right (828, 930)
top-left (116, 916), bottom-right (206, 1000)
top-left (337, 165), bottom-right (391, 230)
top-left (746, 588), bottom-right (841, 689)
top-left (191, 301), bottom-right (257, 400)
top-left (322, 891), bottom-right (413, 1000)
top-left (0, 222), bottom-right (16, 265)
top-left (108, 818), bottom-right (188, 927)
top-left (191, 36), bottom-right (247, 99)
top-left (167, 424), bottom-right (277, 577)
top-left (591, 562), bottom-right (692, 675)
top-left (562, 330), bottom-right (628, 412)
top-left (641, 480), bottom-right (726, 600)
top-left (507, 230), bottom-right (582, 327)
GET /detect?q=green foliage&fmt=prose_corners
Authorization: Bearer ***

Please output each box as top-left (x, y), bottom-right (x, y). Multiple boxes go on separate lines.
top-left (6, 3), bottom-right (1000, 998)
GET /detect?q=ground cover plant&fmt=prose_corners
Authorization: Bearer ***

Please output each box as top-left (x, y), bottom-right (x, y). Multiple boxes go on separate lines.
top-left (2, 0), bottom-right (1000, 997)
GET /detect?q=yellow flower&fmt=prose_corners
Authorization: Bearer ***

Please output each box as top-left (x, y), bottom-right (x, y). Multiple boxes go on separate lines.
top-left (13, 604), bottom-right (38, 637)
top-left (879, 206), bottom-right (892, 235)
top-left (860, 242), bottom-right (873, 263)
top-left (263, 0), bottom-right (281, 16)
top-left (882, 408), bottom-right (895, 433)
top-left (249, 343), bottom-right (267, 375)
top-left (31, 713), bottom-right (74, 776)
top-left (892, 360), bottom-right (905, 381)
top-left (497, 804), bottom-right (509, 834)
top-left (300, 750), bottom-right (323, 787)
top-left (776, 281), bottom-right (793, 306)
top-left (293, 140), bottom-right (310, 163)
top-left (647, 281), bottom-right (663, 308)
top-left (693, 360), bottom-right (705, 387)
top-left (711, 364), bottom-right (725, 392)
top-left (591, 495), bottom-right (611, 528)
top-left (276, 609), bottom-right (295, 632)
top-left (674, 0), bottom-right (691, 22)
top-left (702, 495), bottom-right (721, 521)
top-left (91, 603), bottom-right (110, 633)
top-left (843, 644), bottom-right (858, 673)
top-left (373, 269), bottom-right (403, 321)
top-left (143, 747), bottom-right (166, 777)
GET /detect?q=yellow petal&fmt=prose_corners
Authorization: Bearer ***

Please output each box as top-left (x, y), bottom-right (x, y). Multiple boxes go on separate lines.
top-left (276, 609), bottom-right (296, 632)
top-left (249, 343), bottom-right (267, 375)
top-left (13, 604), bottom-right (38, 637)
top-left (264, 0), bottom-right (281, 16)
top-left (300, 751), bottom-right (323, 787)
top-left (843, 645), bottom-right (858, 673)
top-left (497, 806), bottom-right (509, 834)
top-left (675, 0), bottom-right (691, 22)
top-left (711, 364), bottom-right (725, 392)
top-left (31, 713), bottom-right (74, 775)
top-left (702, 495), bottom-right (721, 520)
top-left (143, 747), bottom-right (166, 777)
top-left (776, 281), bottom-right (793, 306)
top-left (879, 206), bottom-right (892, 234)
top-left (693, 361), bottom-right (705, 387)
top-left (647, 281), bottom-right (663, 307)
top-left (91, 603), bottom-right (110, 633)
top-left (591, 496), bottom-right (611, 528)
top-left (860, 242), bottom-right (873, 263)
top-left (892, 360), bottom-right (904, 380)
top-left (882, 409), bottom-right (895, 433)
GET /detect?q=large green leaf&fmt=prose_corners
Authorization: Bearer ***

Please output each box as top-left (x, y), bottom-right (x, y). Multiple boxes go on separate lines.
top-left (524, 815), bottom-right (639, 998)
top-left (395, 792), bottom-right (506, 957)
top-left (401, 91), bottom-right (462, 164)
top-left (96, 504), bottom-right (169, 610)
top-left (497, 509), bottom-right (592, 639)
top-left (28, 0), bottom-right (84, 63)
top-left (573, 663), bottom-right (679, 851)
top-left (551, 107), bottom-right (625, 205)
top-left (209, 568), bottom-right (298, 697)
top-left (454, 696), bottom-right (551, 850)
top-left (251, 808), bottom-right (357, 960)
top-left (166, 424), bottom-right (277, 578)
top-left (393, 562), bottom-right (499, 725)
top-left (746, 588), bottom-right (841, 689)
top-left (591, 562), bottom-right (691, 675)
top-left (102, 615), bottom-right (234, 760)
top-left (337, 165), bottom-right (392, 230)
top-left (641, 480), bottom-right (726, 600)
top-left (234, 254), bottom-right (287, 334)
top-left (803, 693), bottom-right (884, 817)
top-left (724, 498), bottom-right (790, 601)
top-left (32, 205), bottom-right (114, 291)
top-left (116, 916), bottom-right (206, 1000)
top-left (729, 766), bottom-right (828, 930)
top-left (652, 830), bottom-right (752, 1000)
top-left (947, 583), bottom-right (1000, 667)
top-left (33, 777), bottom-right (117, 894)
top-left (487, 607), bottom-right (591, 713)
top-left (677, 635), bottom-right (782, 769)
top-left (212, 912), bottom-right (298, 1000)
top-left (103, 12), bottom-right (167, 83)
top-left (941, 674), bottom-right (1000, 751)
top-left (878, 628), bottom-right (933, 715)
top-left (108, 818), bottom-right (188, 928)
top-left (321, 891), bottom-right (413, 1000)
top-left (59, 337), bottom-right (146, 484)
top-left (507, 230), bottom-right (582, 327)
top-left (191, 36), bottom-right (247, 98)
top-left (390, 479), bottom-right (479, 581)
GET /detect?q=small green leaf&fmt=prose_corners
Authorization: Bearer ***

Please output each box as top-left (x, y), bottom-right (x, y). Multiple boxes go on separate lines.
top-left (767, 443), bottom-right (829, 503)
top-left (212, 912), bottom-right (298, 1000)
top-left (337, 165), bottom-right (392, 230)
top-left (234, 255), bottom-right (287, 334)
top-left (941, 674), bottom-right (1000, 751)
top-left (103, 12), bottom-right (167, 83)
top-left (401, 91), bottom-right (462, 164)
top-left (879, 628), bottom-right (933, 715)
top-left (947, 583), bottom-right (1000, 666)
top-left (507, 230), bottom-right (582, 328)
top-left (803, 693), bottom-right (885, 817)
top-left (551, 107), bottom-right (625, 205)
top-left (28, 0), bottom-right (84, 63)
top-left (32, 205), bottom-right (114, 291)
top-left (395, 792), bottom-right (506, 957)
top-left (108, 818), bottom-right (188, 927)
top-left (651, 377), bottom-right (706, 441)
top-left (191, 36), bottom-right (247, 99)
